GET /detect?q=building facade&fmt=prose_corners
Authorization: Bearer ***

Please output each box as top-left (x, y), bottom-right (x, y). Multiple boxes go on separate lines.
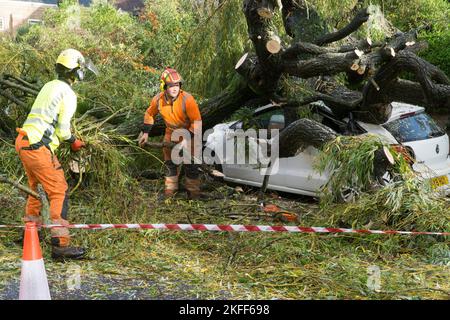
top-left (0, 0), bottom-right (145, 35)
top-left (0, 0), bottom-right (57, 34)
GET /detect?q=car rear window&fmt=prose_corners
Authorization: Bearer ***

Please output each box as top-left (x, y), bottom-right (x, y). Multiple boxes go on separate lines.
top-left (383, 112), bottom-right (446, 143)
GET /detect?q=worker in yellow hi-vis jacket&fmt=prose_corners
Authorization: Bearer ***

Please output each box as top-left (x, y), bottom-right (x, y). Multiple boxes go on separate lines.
top-left (15, 49), bottom-right (98, 259)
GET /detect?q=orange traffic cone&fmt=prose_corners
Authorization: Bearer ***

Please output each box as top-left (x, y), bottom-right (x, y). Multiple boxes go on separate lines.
top-left (19, 222), bottom-right (51, 300)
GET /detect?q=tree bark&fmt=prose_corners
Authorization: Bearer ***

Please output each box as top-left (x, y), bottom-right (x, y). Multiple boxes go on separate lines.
top-left (117, 81), bottom-right (258, 137)
top-left (313, 8), bottom-right (370, 46)
top-left (2, 3), bottom-right (450, 147)
top-left (278, 118), bottom-right (337, 158)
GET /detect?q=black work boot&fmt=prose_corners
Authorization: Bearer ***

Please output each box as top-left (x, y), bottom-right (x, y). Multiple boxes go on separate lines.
top-left (187, 191), bottom-right (210, 200)
top-left (51, 246), bottom-right (86, 260)
top-left (185, 177), bottom-right (208, 200)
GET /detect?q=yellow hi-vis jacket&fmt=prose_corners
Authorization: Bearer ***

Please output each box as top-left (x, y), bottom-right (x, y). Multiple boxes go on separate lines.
top-left (22, 80), bottom-right (77, 152)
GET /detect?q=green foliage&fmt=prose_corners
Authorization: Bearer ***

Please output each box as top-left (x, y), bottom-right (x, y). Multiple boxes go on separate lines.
top-left (227, 107), bottom-right (255, 130)
top-left (314, 134), bottom-right (450, 232)
top-left (427, 243), bottom-right (450, 266)
top-left (139, 0), bottom-right (196, 68)
top-left (311, 0), bottom-right (364, 27)
top-left (374, 0), bottom-right (450, 76)
top-left (177, 0), bottom-right (250, 98)
top-left (0, 142), bottom-right (22, 180)
top-left (420, 29), bottom-right (450, 77)
top-left (324, 178), bottom-right (450, 233)
top-left (314, 134), bottom-right (387, 204)
top-left (377, 0), bottom-right (449, 32)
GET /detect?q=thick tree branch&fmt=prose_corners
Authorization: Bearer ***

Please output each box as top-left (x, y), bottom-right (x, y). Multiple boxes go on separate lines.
top-left (0, 88), bottom-right (28, 108)
top-left (314, 8), bottom-right (370, 46)
top-left (0, 176), bottom-right (40, 199)
top-left (242, 0), bottom-right (284, 96)
top-left (363, 50), bottom-right (450, 110)
top-left (0, 78), bottom-right (39, 96)
top-left (281, 38), bottom-right (376, 61)
top-left (283, 51), bottom-right (360, 78)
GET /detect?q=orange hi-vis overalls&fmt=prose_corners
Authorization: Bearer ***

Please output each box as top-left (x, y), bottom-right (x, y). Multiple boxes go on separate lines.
top-left (144, 90), bottom-right (202, 160)
top-left (15, 79), bottom-right (77, 247)
top-left (143, 90), bottom-right (202, 195)
top-left (15, 131), bottom-right (71, 246)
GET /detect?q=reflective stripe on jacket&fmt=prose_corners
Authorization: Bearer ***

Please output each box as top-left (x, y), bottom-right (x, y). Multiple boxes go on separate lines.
top-left (22, 79), bottom-right (76, 152)
top-left (144, 90), bottom-right (202, 133)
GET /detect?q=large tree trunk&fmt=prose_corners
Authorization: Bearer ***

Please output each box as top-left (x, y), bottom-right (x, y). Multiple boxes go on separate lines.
top-left (117, 80), bottom-right (259, 137)
top-left (278, 118), bottom-right (337, 158)
top-left (2, 2), bottom-right (449, 144)
top-left (238, 1), bottom-right (450, 128)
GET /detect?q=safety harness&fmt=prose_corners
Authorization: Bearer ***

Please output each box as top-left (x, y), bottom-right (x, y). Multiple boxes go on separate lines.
top-left (156, 92), bottom-right (191, 130)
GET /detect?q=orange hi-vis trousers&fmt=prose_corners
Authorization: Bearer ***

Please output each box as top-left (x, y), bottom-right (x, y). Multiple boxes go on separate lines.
top-left (15, 129), bottom-right (71, 247)
top-left (162, 128), bottom-right (200, 196)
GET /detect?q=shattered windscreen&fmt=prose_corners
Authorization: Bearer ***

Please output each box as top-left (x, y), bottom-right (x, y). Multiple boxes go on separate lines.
top-left (383, 112), bottom-right (445, 143)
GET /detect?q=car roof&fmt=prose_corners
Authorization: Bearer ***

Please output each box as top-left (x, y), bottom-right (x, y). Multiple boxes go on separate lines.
top-left (253, 101), bottom-right (426, 124)
top-left (386, 102), bottom-right (425, 123)
top-left (254, 103), bottom-right (278, 114)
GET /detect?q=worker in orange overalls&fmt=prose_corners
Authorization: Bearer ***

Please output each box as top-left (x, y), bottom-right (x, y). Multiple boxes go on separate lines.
top-left (15, 49), bottom-right (98, 259)
top-left (138, 67), bottom-right (204, 199)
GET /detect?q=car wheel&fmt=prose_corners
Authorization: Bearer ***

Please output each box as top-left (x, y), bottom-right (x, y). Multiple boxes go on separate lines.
top-left (338, 186), bottom-right (361, 203)
top-left (337, 171), bottom-right (400, 203)
top-left (375, 169), bottom-right (404, 187)
top-left (378, 171), bottom-right (393, 186)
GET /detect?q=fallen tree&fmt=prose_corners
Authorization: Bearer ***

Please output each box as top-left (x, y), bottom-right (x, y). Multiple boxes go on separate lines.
top-left (1, 1), bottom-right (449, 144)
top-left (125, 1), bottom-right (450, 138)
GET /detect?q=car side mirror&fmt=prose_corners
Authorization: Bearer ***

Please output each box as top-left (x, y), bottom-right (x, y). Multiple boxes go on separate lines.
top-left (268, 115), bottom-right (285, 131)
top-left (230, 121), bottom-right (243, 130)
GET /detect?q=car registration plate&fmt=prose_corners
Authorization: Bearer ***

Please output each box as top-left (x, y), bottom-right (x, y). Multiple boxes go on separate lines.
top-left (431, 175), bottom-right (449, 189)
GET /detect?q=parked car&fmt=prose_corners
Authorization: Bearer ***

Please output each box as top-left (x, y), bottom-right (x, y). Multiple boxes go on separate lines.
top-left (204, 101), bottom-right (450, 198)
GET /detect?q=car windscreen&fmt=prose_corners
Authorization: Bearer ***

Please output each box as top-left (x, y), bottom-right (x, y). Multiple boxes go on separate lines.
top-left (383, 112), bottom-right (446, 143)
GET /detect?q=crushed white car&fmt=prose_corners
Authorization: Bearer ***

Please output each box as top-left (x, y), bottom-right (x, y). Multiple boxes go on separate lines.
top-left (204, 102), bottom-right (450, 197)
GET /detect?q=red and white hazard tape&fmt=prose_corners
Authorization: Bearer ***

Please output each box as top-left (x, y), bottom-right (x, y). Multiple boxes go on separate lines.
top-left (0, 223), bottom-right (448, 236)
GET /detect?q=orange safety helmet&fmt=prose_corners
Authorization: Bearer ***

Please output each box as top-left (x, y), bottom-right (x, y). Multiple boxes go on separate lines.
top-left (160, 67), bottom-right (182, 91)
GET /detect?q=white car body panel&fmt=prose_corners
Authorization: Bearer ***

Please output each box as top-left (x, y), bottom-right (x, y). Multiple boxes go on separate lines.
top-left (407, 135), bottom-right (450, 194)
top-left (206, 102), bottom-right (450, 197)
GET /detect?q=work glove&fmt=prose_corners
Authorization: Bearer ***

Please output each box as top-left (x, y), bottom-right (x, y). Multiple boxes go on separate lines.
top-left (71, 139), bottom-right (86, 152)
top-left (138, 131), bottom-right (149, 147)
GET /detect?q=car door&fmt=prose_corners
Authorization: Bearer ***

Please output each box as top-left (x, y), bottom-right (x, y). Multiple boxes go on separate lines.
top-left (222, 107), bottom-right (325, 193)
top-left (221, 108), bottom-right (285, 185)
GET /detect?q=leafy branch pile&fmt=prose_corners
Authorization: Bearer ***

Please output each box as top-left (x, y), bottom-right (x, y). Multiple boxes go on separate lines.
top-left (315, 134), bottom-right (449, 233)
